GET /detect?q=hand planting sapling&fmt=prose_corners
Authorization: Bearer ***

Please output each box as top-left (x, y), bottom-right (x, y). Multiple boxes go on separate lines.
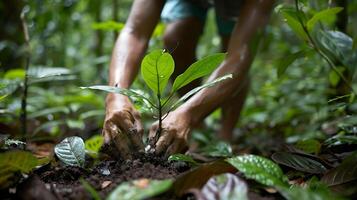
top-left (82, 49), bottom-right (231, 155)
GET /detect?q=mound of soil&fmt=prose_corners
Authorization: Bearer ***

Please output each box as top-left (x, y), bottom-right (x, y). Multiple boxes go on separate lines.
top-left (35, 154), bottom-right (187, 200)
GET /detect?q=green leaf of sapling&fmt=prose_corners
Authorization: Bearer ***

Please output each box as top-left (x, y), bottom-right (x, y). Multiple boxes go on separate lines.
top-left (141, 50), bottom-right (175, 95)
top-left (80, 85), bottom-right (155, 108)
top-left (172, 53), bottom-right (225, 93)
top-left (54, 136), bottom-right (85, 167)
top-left (170, 74), bottom-right (232, 110)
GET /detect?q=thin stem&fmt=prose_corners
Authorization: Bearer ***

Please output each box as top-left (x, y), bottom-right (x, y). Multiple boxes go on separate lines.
top-left (294, 0), bottom-right (356, 95)
top-left (20, 10), bottom-right (30, 137)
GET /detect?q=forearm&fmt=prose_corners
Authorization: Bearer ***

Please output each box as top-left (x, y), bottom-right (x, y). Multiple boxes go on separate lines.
top-left (106, 0), bottom-right (164, 104)
top-left (180, 0), bottom-right (274, 126)
top-left (108, 29), bottom-right (148, 88)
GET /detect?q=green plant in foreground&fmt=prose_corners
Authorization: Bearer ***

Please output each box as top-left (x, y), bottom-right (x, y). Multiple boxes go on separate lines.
top-left (82, 49), bottom-right (231, 147)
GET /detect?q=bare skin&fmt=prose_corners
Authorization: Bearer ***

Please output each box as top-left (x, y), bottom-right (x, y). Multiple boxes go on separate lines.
top-left (104, 0), bottom-right (274, 158)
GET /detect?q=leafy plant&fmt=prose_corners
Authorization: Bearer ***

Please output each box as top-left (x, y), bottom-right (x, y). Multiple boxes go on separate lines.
top-left (168, 153), bottom-right (198, 166)
top-left (85, 135), bottom-right (104, 158)
top-left (82, 50), bottom-right (230, 146)
top-left (107, 178), bottom-right (173, 200)
top-left (0, 150), bottom-right (39, 188)
top-left (54, 136), bottom-right (86, 167)
top-left (226, 154), bottom-right (289, 187)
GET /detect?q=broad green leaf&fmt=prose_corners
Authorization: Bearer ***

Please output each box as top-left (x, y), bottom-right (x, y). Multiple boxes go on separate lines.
top-left (200, 173), bottom-right (248, 200)
top-left (0, 151), bottom-right (38, 173)
top-left (307, 7), bottom-right (343, 32)
top-left (324, 135), bottom-right (357, 147)
top-left (168, 154), bottom-right (198, 166)
top-left (172, 53), bottom-right (225, 92)
top-left (280, 11), bottom-right (308, 41)
top-left (353, 37), bottom-right (357, 50)
top-left (321, 152), bottom-right (357, 186)
top-left (317, 30), bottom-right (357, 74)
top-left (28, 106), bottom-right (70, 119)
top-left (278, 185), bottom-right (345, 200)
top-left (4, 69), bottom-right (25, 80)
top-left (170, 74), bottom-right (232, 110)
top-left (54, 136), bottom-right (85, 167)
top-left (92, 20), bottom-right (124, 32)
top-left (141, 50), bottom-right (174, 95)
top-left (201, 141), bottom-right (232, 158)
top-left (107, 179), bottom-right (173, 200)
top-left (80, 85), bottom-right (155, 108)
top-left (295, 139), bottom-right (321, 154)
top-left (271, 152), bottom-right (327, 174)
top-left (28, 67), bottom-right (72, 78)
top-left (85, 135), bottom-right (104, 157)
top-left (277, 50), bottom-right (306, 78)
top-left (226, 154), bottom-right (289, 187)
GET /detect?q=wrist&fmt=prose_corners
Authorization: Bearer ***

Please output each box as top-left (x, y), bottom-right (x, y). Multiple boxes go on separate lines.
top-left (106, 93), bottom-right (131, 108)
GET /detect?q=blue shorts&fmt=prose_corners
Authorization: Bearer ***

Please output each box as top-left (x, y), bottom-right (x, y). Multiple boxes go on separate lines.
top-left (161, 0), bottom-right (237, 36)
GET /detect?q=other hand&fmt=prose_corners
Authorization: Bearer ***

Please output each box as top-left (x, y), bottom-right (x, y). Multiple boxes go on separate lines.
top-left (148, 108), bottom-right (192, 157)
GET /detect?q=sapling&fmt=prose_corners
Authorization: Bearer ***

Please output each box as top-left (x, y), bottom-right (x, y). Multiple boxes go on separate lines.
top-left (82, 49), bottom-right (232, 150)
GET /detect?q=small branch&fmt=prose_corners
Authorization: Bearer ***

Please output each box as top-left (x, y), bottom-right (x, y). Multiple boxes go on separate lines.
top-left (20, 9), bottom-right (31, 137)
top-left (294, 0), bottom-right (356, 95)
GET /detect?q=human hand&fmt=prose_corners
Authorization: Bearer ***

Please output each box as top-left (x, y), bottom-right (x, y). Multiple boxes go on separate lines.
top-left (103, 94), bottom-right (144, 159)
top-left (148, 108), bottom-right (192, 157)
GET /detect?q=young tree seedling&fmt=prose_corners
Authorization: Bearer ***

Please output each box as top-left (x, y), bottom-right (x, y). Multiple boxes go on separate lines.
top-left (82, 49), bottom-right (231, 151)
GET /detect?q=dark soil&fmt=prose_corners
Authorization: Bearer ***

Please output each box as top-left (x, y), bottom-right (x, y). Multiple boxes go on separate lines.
top-left (34, 153), bottom-right (188, 200)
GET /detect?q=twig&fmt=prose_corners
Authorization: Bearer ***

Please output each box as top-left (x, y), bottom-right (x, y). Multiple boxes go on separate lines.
top-left (20, 9), bottom-right (31, 137)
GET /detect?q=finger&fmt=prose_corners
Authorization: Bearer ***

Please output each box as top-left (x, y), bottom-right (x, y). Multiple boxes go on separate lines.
top-left (165, 138), bottom-right (188, 157)
top-left (105, 122), bottom-right (132, 159)
top-left (127, 113), bottom-right (144, 151)
top-left (155, 132), bottom-right (174, 155)
top-left (111, 110), bottom-right (135, 134)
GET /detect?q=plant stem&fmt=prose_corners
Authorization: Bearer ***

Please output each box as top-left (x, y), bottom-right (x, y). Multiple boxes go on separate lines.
top-left (294, 0), bottom-right (356, 95)
top-left (20, 10), bottom-right (30, 137)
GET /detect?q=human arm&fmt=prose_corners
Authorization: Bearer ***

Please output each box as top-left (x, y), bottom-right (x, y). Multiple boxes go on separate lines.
top-left (104, 0), bottom-right (164, 159)
top-left (149, 0), bottom-right (275, 156)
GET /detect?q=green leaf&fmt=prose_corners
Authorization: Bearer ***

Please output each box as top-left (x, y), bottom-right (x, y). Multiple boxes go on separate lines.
top-left (4, 69), bottom-right (25, 80)
top-left (107, 179), bottom-right (173, 200)
top-left (307, 7), bottom-right (343, 32)
top-left (28, 67), bottom-right (72, 78)
top-left (85, 135), bottom-right (104, 157)
top-left (226, 154), bottom-right (289, 187)
top-left (172, 53), bottom-right (225, 92)
top-left (28, 106), bottom-right (70, 119)
top-left (168, 154), bottom-right (198, 166)
top-left (141, 50), bottom-right (175, 95)
top-left (295, 139), bottom-right (321, 154)
top-left (317, 31), bottom-right (357, 74)
top-left (278, 185), bottom-right (344, 200)
top-left (201, 141), bottom-right (233, 158)
top-left (321, 152), bottom-right (357, 186)
top-left (280, 11), bottom-right (308, 41)
top-left (54, 136), bottom-right (85, 167)
top-left (92, 20), bottom-right (125, 32)
top-left (170, 74), bottom-right (232, 110)
top-left (200, 173), bottom-right (248, 200)
top-left (271, 152), bottom-right (327, 174)
top-left (277, 50), bottom-right (306, 78)
top-left (0, 150), bottom-right (38, 173)
top-left (80, 85), bottom-right (155, 108)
